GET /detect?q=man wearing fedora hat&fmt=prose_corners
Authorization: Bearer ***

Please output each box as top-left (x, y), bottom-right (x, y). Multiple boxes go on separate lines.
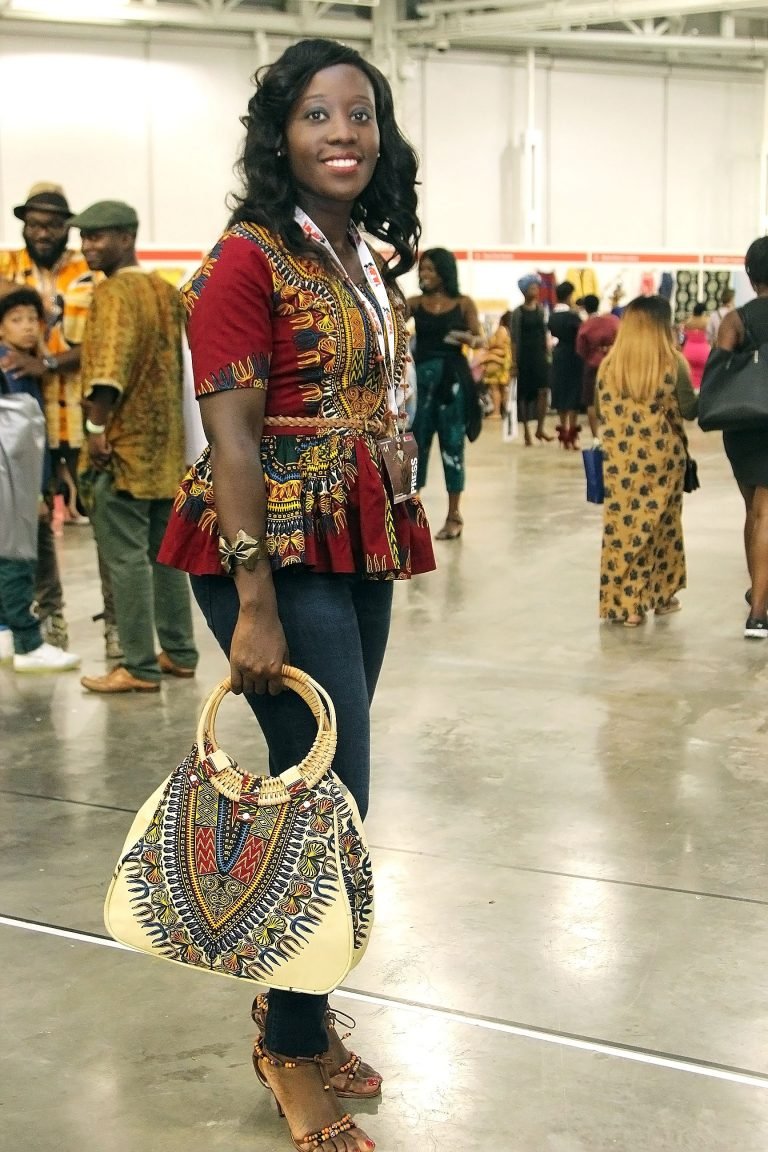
top-left (0, 182), bottom-right (121, 657)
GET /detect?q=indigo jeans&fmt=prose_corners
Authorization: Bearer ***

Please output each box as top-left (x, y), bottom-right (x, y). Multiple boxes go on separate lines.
top-left (0, 557), bottom-right (43, 653)
top-left (191, 567), bottom-right (393, 1057)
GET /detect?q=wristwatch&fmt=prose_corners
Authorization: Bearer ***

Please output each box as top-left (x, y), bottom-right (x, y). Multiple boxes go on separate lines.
top-left (42, 354), bottom-right (60, 372)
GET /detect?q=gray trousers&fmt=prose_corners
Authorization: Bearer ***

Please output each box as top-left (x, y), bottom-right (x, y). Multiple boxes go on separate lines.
top-left (90, 472), bottom-right (198, 681)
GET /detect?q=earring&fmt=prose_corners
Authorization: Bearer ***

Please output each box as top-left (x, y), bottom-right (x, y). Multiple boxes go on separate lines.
top-left (277, 147), bottom-right (285, 157)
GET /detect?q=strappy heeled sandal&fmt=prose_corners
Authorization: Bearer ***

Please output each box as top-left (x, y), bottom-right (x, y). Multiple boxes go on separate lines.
top-left (252, 995), bottom-right (382, 1100)
top-left (566, 425), bottom-right (581, 450)
top-left (435, 514), bottom-right (463, 541)
top-left (253, 1037), bottom-right (373, 1152)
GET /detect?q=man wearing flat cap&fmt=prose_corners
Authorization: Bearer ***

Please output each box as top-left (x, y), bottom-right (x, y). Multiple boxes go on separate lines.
top-left (0, 183), bottom-right (119, 654)
top-left (73, 201), bottom-right (198, 694)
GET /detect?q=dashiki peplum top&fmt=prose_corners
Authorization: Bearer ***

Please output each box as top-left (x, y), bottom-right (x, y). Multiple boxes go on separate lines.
top-left (158, 222), bottom-right (435, 581)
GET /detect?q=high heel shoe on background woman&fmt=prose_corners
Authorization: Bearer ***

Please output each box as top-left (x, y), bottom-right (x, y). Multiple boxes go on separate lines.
top-left (435, 514), bottom-right (463, 540)
top-left (566, 425), bottom-right (581, 451)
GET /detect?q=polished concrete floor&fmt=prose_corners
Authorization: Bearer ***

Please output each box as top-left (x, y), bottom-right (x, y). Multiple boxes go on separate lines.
top-left (3, 423), bottom-right (768, 1151)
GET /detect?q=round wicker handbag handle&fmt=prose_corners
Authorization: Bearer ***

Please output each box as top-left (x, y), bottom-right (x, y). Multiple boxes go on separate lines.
top-left (196, 665), bottom-right (338, 805)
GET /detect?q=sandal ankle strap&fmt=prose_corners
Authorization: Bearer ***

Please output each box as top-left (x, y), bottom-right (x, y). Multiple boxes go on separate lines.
top-left (326, 1006), bottom-right (356, 1042)
top-left (256, 997), bottom-right (358, 1046)
top-left (254, 1035), bottom-right (331, 1083)
top-left (251, 993), bottom-right (269, 1026)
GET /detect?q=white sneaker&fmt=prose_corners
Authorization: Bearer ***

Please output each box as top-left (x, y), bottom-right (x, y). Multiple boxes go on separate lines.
top-left (0, 628), bottom-right (13, 664)
top-left (14, 642), bottom-right (81, 673)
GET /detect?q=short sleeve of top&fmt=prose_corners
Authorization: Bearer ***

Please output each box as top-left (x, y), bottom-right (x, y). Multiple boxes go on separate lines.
top-left (82, 277), bottom-right (137, 396)
top-left (185, 235), bottom-right (273, 396)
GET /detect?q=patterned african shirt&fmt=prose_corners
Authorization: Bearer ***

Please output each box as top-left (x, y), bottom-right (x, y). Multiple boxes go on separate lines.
top-left (0, 246), bottom-right (99, 449)
top-left (81, 267), bottom-right (186, 500)
top-left (158, 222), bottom-right (434, 580)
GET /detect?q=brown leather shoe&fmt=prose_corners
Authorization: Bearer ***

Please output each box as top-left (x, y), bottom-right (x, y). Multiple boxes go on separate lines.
top-left (81, 666), bottom-right (161, 693)
top-left (158, 650), bottom-right (196, 678)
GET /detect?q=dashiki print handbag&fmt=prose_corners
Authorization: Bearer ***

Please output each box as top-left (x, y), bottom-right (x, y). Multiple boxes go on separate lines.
top-left (104, 668), bottom-right (374, 994)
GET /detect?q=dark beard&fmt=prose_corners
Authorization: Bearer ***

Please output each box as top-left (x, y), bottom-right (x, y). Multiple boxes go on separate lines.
top-left (26, 236), bottom-right (68, 269)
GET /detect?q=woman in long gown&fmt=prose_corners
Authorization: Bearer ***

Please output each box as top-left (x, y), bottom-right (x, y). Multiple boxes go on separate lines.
top-left (598, 296), bottom-right (698, 627)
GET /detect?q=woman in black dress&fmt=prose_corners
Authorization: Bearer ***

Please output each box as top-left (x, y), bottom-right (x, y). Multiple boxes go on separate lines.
top-left (408, 248), bottom-right (483, 539)
top-left (506, 275), bottom-right (552, 446)
top-left (717, 237), bottom-right (768, 639)
top-left (548, 281), bottom-right (584, 449)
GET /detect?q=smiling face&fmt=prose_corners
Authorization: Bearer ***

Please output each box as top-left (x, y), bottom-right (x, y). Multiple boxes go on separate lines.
top-left (284, 63), bottom-right (380, 210)
top-left (80, 228), bottom-right (134, 276)
top-left (418, 257), bottom-right (442, 293)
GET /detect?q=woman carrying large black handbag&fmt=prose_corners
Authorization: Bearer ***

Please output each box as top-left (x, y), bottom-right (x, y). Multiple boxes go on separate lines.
top-left (704, 237), bottom-right (768, 639)
top-left (698, 313), bottom-right (768, 432)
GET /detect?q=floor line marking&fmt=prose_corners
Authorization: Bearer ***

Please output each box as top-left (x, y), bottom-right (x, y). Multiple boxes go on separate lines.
top-left (2, 789), bottom-right (767, 910)
top-left (2, 913), bottom-right (767, 1091)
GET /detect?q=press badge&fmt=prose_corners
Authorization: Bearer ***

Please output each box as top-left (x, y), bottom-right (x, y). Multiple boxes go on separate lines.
top-left (378, 432), bottom-right (418, 504)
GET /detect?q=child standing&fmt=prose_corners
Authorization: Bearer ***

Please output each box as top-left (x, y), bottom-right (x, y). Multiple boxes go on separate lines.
top-left (0, 286), bottom-right (80, 671)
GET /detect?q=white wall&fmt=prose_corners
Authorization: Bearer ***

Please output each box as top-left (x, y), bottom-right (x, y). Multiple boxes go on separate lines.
top-left (0, 28), bottom-right (257, 248)
top-left (664, 75), bottom-right (759, 252)
top-left (547, 67), bottom-right (667, 249)
top-left (407, 53), bottom-right (762, 254)
top-left (415, 55), bottom-right (548, 248)
top-left (0, 26), bottom-right (762, 254)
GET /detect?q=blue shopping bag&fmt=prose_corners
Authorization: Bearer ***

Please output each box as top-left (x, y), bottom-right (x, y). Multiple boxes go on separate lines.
top-left (582, 445), bottom-right (604, 505)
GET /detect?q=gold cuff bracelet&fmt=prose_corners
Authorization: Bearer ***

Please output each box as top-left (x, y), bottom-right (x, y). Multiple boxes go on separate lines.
top-left (218, 530), bottom-right (269, 574)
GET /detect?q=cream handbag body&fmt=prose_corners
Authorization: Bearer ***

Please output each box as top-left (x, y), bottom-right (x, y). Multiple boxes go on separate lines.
top-left (104, 668), bottom-right (374, 994)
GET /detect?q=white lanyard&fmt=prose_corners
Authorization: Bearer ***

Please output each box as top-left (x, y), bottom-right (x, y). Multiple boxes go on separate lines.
top-left (294, 207), bottom-right (398, 416)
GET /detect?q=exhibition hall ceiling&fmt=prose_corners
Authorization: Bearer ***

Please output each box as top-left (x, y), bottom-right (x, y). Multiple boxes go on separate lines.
top-left (1, 0), bottom-right (768, 67)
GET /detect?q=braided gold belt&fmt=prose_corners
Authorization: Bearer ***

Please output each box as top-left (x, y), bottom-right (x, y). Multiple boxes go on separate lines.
top-left (263, 414), bottom-right (390, 436)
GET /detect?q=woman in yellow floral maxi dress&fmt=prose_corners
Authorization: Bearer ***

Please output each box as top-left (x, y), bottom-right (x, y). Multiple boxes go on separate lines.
top-left (598, 296), bottom-right (698, 626)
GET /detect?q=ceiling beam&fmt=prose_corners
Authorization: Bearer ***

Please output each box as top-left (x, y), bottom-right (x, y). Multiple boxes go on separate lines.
top-left (0, 2), bottom-right (370, 38)
top-left (408, 0), bottom-right (768, 38)
top-left (414, 27), bottom-right (768, 55)
top-left (417, 0), bottom-right (763, 12)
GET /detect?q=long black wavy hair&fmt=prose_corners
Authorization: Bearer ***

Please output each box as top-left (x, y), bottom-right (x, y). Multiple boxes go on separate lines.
top-left (420, 247), bottom-right (460, 298)
top-left (229, 38), bottom-right (421, 283)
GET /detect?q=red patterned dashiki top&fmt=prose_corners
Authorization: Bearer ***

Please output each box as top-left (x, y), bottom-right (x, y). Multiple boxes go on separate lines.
top-left (158, 223), bottom-right (435, 580)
